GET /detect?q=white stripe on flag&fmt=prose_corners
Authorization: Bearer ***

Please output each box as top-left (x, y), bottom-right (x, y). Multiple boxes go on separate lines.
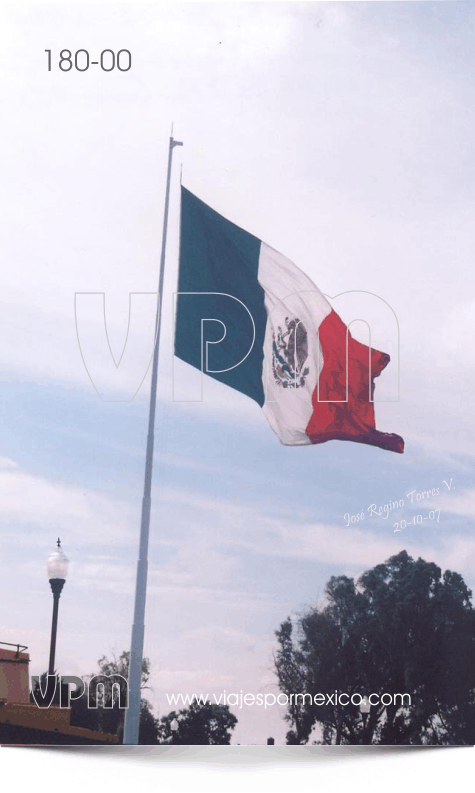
top-left (257, 242), bottom-right (332, 445)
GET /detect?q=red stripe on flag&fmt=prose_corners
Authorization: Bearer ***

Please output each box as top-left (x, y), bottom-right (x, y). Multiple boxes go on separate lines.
top-left (305, 310), bottom-right (404, 453)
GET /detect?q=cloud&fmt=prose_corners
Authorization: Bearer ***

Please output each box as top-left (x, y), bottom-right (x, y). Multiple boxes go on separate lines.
top-left (0, 456), bottom-right (19, 470)
top-left (155, 484), bottom-right (475, 583)
top-left (426, 485), bottom-right (475, 521)
top-left (0, 461), bottom-right (133, 547)
top-left (2, 456), bottom-right (473, 595)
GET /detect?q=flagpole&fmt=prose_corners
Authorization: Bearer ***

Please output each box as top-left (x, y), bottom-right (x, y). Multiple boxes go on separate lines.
top-left (123, 132), bottom-right (183, 746)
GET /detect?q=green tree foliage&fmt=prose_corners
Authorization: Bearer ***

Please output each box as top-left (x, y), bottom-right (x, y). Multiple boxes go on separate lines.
top-left (157, 700), bottom-right (238, 745)
top-left (31, 651), bottom-right (159, 744)
top-left (70, 650), bottom-right (158, 744)
top-left (274, 551), bottom-right (475, 745)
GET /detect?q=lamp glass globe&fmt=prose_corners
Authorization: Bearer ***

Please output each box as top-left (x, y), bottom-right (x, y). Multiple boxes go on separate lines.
top-left (47, 548), bottom-right (69, 580)
top-left (360, 697), bottom-right (371, 714)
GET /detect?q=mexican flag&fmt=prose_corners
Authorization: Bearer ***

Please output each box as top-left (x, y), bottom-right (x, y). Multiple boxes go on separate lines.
top-left (175, 187), bottom-right (404, 454)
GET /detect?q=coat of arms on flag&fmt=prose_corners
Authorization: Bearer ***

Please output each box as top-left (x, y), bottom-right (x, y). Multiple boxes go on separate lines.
top-left (271, 318), bottom-right (309, 389)
top-left (175, 187), bottom-right (404, 454)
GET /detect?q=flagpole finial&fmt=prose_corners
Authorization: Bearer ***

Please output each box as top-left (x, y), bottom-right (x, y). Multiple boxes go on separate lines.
top-left (169, 122), bottom-right (182, 149)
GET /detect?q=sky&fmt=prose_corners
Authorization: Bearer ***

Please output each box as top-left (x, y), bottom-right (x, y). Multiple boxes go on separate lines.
top-left (1, 1), bottom-right (474, 745)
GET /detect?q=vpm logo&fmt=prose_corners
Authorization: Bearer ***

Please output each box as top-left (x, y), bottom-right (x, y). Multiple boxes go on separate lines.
top-left (30, 674), bottom-right (129, 709)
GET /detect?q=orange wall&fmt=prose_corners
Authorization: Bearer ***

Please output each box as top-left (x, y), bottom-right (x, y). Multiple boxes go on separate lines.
top-left (0, 702), bottom-right (118, 743)
top-left (0, 648), bottom-right (30, 703)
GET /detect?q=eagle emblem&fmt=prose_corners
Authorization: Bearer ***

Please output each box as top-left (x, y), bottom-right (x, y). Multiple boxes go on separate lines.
top-left (271, 317), bottom-right (310, 388)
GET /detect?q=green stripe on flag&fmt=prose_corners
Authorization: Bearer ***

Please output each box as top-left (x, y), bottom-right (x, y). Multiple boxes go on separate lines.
top-left (175, 187), bottom-right (267, 406)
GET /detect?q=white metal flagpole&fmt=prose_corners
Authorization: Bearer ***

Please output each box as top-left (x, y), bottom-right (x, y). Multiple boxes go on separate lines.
top-left (123, 132), bottom-right (183, 745)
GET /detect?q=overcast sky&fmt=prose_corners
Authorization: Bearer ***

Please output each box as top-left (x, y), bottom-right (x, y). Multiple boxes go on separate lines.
top-left (1, 1), bottom-right (474, 744)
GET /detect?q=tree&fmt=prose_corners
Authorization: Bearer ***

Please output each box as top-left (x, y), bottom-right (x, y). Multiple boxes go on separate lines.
top-left (274, 550), bottom-right (475, 745)
top-left (157, 700), bottom-right (238, 744)
top-left (31, 650), bottom-right (160, 744)
top-left (70, 650), bottom-right (159, 744)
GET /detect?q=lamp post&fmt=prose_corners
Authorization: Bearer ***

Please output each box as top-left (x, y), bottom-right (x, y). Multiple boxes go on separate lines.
top-left (46, 538), bottom-right (69, 676)
top-left (170, 717), bottom-right (180, 744)
top-left (359, 696), bottom-right (371, 745)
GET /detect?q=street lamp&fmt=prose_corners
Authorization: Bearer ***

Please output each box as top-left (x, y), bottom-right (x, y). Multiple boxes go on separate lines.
top-left (46, 538), bottom-right (69, 676)
top-left (170, 717), bottom-right (180, 744)
top-left (359, 696), bottom-right (371, 744)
